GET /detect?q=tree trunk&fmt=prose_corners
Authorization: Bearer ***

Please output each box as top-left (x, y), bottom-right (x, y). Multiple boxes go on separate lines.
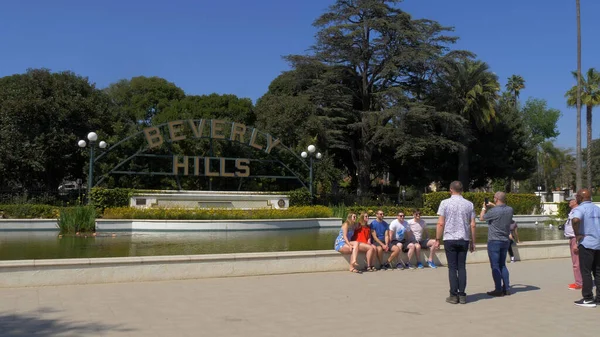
top-left (575, 0), bottom-right (583, 191)
top-left (356, 148), bottom-right (372, 196)
top-left (504, 179), bottom-right (512, 193)
top-left (587, 105), bottom-right (593, 191)
top-left (349, 116), bottom-right (373, 197)
top-left (458, 145), bottom-right (469, 191)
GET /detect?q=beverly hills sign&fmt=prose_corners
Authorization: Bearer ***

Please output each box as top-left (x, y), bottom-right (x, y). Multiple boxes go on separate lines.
top-left (142, 119), bottom-right (282, 178)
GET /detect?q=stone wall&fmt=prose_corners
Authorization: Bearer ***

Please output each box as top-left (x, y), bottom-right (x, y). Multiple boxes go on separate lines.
top-left (0, 240), bottom-right (569, 288)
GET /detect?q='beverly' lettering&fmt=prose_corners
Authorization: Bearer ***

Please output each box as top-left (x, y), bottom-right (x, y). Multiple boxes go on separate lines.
top-left (142, 120), bottom-right (281, 154)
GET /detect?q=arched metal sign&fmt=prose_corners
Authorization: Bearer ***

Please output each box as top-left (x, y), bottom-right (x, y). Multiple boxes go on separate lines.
top-left (93, 119), bottom-right (310, 190)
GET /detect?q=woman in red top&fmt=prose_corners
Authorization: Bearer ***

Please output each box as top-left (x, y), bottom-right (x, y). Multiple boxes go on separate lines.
top-left (352, 212), bottom-right (377, 271)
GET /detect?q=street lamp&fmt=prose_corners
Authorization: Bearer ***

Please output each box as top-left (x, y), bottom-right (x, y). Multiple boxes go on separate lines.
top-left (78, 132), bottom-right (107, 204)
top-left (300, 144), bottom-right (322, 204)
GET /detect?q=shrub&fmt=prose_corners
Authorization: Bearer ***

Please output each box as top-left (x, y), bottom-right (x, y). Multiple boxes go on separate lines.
top-left (0, 204), bottom-right (59, 218)
top-left (344, 206), bottom-right (434, 216)
top-left (58, 206), bottom-right (97, 233)
top-left (90, 188), bottom-right (134, 213)
top-left (505, 194), bottom-right (542, 215)
top-left (330, 204), bottom-right (348, 221)
top-left (423, 192), bottom-right (541, 215)
top-left (556, 202), bottom-right (570, 219)
top-left (289, 188), bottom-right (311, 206)
top-left (102, 205), bottom-right (332, 220)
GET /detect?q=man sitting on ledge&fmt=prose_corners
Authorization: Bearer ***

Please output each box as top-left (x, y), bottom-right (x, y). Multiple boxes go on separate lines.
top-left (388, 212), bottom-right (414, 269)
top-left (408, 210), bottom-right (438, 269)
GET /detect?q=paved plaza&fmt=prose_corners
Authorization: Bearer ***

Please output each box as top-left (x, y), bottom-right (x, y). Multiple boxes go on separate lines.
top-left (0, 257), bottom-right (597, 337)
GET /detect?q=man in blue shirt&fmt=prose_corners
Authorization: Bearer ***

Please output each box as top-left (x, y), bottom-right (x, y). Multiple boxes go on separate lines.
top-left (571, 189), bottom-right (600, 308)
top-left (370, 210), bottom-right (390, 270)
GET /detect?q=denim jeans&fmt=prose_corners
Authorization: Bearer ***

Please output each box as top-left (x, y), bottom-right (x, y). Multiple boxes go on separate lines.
top-left (487, 240), bottom-right (510, 291)
top-left (444, 240), bottom-right (470, 296)
top-left (507, 239), bottom-right (515, 258)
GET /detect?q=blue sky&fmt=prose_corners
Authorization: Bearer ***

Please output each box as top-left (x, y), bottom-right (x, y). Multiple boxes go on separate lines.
top-left (1, 0), bottom-right (598, 149)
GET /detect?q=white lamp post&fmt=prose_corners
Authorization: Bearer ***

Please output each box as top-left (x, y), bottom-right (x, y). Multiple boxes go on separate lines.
top-left (78, 132), bottom-right (107, 204)
top-left (301, 145), bottom-right (322, 204)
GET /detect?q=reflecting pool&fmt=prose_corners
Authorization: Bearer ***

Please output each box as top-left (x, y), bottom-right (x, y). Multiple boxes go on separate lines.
top-left (0, 226), bottom-right (566, 260)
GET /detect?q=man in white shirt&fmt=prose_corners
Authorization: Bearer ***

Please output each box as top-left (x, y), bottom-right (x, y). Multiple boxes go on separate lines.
top-left (563, 196), bottom-right (582, 290)
top-left (389, 212), bottom-right (415, 269)
top-left (435, 181), bottom-right (476, 305)
top-left (408, 210), bottom-right (438, 269)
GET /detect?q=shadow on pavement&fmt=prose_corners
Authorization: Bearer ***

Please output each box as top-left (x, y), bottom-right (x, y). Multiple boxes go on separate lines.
top-left (0, 307), bottom-right (133, 337)
top-left (467, 284), bottom-right (540, 303)
top-left (510, 284), bottom-right (541, 294)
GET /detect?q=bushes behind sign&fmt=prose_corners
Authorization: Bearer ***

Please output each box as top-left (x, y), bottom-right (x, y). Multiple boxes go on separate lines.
top-left (90, 188), bottom-right (134, 212)
top-left (103, 205), bottom-right (333, 220)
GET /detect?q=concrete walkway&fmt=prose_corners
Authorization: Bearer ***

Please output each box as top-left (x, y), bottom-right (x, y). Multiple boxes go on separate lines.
top-left (0, 258), bottom-right (596, 337)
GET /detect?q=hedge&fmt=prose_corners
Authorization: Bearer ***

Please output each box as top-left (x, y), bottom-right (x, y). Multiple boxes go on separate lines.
top-left (556, 202), bottom-right (570, 219)
top-left (423, 192), bottom-right (541, 215)
top-left (344, 206), bottom-right (436, 217)
top-left (102, 205), bottom-right (333, 220)
top-left (289, 188), bottom-right (312, 206)
top-left (0, 204), bottom-right (60, 218)
top-left (90, 187), bottom-right (134, 212)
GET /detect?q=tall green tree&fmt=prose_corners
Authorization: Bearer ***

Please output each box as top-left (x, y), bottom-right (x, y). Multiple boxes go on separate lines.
top-left (521, 98), bottom-right (561, 146)
top-left (566, 68), bottom-right (600, 190)
top-left (255, 64), bottom-right (345, 152)
top-left (0, 69), bottom-right (113, 191)
top-left (155, 93), bottom-right (255, 125)
top-left (586, 139), bottom-right (600, 188)
top-left (274, 0), bottom-right (464, 195)
top-left (104, 76), bottom-right (185, 131)
top-left (506, 75), bottom-right (525, 107)
top-left (520, 97), bottom-right (561, 190)
top-left (469, 93), bottom-right (536, 190)
top-left (432, 59), bottom-right (500, 189)
top-left (99, 76), bottom-right (185, 189)
top-left (538, 142), bottom-right (575, 191)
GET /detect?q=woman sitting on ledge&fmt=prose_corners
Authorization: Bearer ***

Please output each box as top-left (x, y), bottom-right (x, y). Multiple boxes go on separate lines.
top-left (352, 212), bottom-right (377, 272)
top-left (334, 213), bottom-right (362, 273)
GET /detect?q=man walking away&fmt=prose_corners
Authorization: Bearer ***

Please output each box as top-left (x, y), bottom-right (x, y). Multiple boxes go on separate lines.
top-left (571, 189), bottom-right (600, 308)
top-left (435, 181), bottom-right (476, 305)
top-left (480, 192), bottom-right (513, 297)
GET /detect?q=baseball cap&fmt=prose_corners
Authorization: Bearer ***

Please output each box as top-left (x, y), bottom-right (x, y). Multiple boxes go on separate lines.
top-left (565, 196), bottom-right (576, 201)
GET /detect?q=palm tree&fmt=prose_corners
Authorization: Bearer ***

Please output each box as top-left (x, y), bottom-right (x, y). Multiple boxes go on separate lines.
top-left (506, 75), bottom-right (526, 107)
top-left (436, 60), bottom-right (500, 189)
top-left (539, 142), bottom-right (576, 191)
top-left (566, 68), bottom-right (600, 190)
top-left (575, 0), bottom-right (582, 191)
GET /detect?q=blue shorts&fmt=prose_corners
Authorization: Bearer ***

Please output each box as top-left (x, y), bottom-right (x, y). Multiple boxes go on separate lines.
top-left (418, 239), bottom-right (431, 249)
top-left (334, 241), bottom-right (346, 251)
top-left (373, 241), bottom-right (384, 247)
